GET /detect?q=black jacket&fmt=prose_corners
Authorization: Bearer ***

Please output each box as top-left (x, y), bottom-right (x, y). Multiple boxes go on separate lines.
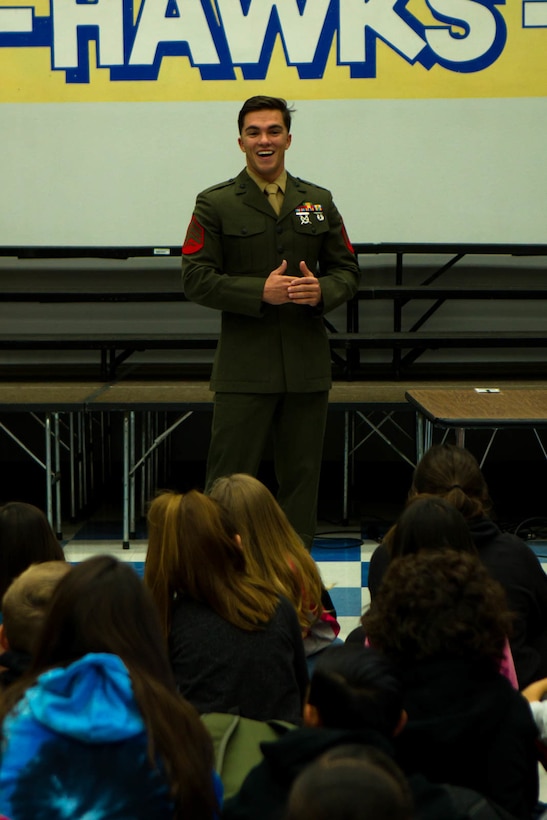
top-left (469, 516), bottom-right (547, 687)
top-left (394, 656), bottom-right (538, 820)
top-left (169, 595), bottom-right (308, 724)
top-left (222, 725), bottom-right (516, 820)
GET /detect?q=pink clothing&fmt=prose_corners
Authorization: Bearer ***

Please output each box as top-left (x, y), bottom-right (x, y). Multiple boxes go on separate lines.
top-left (363, 636), bottom-right (518, 689)
top-left (304, 608), bottom-right (341, 657)
top-left (500, 638), bottom-right (519, 689)
top-left (287, 557), bottom-right (341, 657)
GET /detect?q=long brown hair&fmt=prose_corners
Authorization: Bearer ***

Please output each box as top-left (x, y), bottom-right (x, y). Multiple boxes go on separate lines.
top-left (209, 474), bottom-right (324, 632)
top-left (0, 555), bottom-right (218, 820)
top-left (145, 489), bottom-right (280, 635)
top-left (0, 501), bottom-right (65, 603)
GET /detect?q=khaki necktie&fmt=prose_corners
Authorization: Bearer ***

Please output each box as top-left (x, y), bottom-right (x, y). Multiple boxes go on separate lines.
top-left (265, 183), bottom-right (282, 216)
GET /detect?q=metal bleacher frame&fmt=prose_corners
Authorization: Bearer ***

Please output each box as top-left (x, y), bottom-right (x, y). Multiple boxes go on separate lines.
top-left (2, 243), bottom-right (547, 379)
top-left (1, 243), bottom-right (547, 543)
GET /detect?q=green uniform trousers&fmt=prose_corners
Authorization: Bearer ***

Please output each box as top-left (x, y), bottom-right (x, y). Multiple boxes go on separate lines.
top-left (205, 391), bottom-right (329, 549)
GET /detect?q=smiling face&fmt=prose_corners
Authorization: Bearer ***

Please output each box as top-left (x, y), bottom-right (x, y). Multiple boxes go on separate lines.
top-left (238, 109), bottom-right (292, 182)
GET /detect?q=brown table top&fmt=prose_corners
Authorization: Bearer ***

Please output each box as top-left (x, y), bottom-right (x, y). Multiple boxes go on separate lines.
top-left (405, 387), bottom-right (547, 427)
top-left (0, 379), bottom-right (546, 415)
top-left (90, 380), bottom-right (542, 412)
top-left (89, 380), bottom-right (213, 410)
top-left (0, 383), bottom-right (105, 411)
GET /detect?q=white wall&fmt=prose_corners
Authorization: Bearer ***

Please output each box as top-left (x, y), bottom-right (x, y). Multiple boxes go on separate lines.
top-left (2, 97), bottom-right (546, 247)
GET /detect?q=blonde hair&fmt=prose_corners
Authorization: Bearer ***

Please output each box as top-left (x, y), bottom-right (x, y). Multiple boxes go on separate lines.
top-left (2, 561), bottom-right (72, 653)
top-left (145, 490), bottom-right (280, 636)
top-left (209, 474), bottom-right (324, 633)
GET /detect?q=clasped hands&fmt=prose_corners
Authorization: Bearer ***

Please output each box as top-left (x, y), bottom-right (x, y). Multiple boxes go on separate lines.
top-left (262, 260), bottom-right (321, 307)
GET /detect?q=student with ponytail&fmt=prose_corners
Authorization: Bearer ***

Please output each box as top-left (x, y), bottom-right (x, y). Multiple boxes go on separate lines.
top-left (368, 444), bottom-right (547, 688)
top-left (145, 490), bottom-right (308, 724)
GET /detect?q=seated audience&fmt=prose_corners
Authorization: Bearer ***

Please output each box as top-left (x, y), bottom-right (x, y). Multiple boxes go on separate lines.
top-left (0, 555), bottom-right (220, 820)
top-left (0, 560), bottom-right (71, 687)
top-left (223, 644), bottom-right (508, 820)
top-left (208, 473), bottom-right (340, 658)
top-left (349, 496), bottom-right (518, 687)
top-left (368, 444), bottom-right (547, 688)
top-left (223, 645), bottom-right (405, 820)
top-left (363, 550), bottom-right (539, 820)
top-left (285, 744), bottom-right (414, 820)
top-left (145, 490), bottom-right (308, 723)
top-left (0, 501), bottom-right (65, 606)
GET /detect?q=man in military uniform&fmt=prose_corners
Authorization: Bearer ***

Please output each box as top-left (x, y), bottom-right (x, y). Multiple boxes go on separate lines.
top-left (182, 96), bottom-right (360, 548)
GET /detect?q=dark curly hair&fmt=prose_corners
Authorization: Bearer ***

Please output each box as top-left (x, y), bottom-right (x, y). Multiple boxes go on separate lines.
top-left (410, 444), bottom-right (491, 519)
top-left (362, 550), bottom-right (511, 666)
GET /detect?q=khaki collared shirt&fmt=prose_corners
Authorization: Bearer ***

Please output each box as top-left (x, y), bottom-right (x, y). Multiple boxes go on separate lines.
top-left (246, 167), bottom-right (287, 198)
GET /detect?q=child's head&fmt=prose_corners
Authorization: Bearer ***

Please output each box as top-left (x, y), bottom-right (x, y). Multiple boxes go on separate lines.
top-left (145, 489), bottom-right (278, 634)
top-left (0, 501), bottom-right (65, 604)
top-left (389, 494), bottom-right (477, 559)
top-left (208, 474), bottom-right (324, 631)
top-left (145, 490), bottom-right (244, 625)
top-left (286, 744), bottom-right (413, 820)
top-left (305, 644), bottom-right (405, 737)
top-left (31, 554), bottom-right (175, 683)
top-left (1, 561), bottom-right (72, 654)
top-left (208, 473), bottom-right (301, 555)
top-left (410, 443), bottom-right (491, 519)
top-left (363, 549), bottom-right (511, 667)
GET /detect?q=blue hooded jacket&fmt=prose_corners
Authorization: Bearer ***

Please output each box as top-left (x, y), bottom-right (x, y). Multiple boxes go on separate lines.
top-left (0, 653), bottom-right (175, 818)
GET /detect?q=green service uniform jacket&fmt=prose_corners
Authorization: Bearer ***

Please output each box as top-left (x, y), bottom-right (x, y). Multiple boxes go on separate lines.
top-left (182, 169), bottom-right (360, 393)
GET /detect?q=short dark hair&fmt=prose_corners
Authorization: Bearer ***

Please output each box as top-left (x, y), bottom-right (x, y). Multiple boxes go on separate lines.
top-left (237, 96), bottom-right (294, 134)
top-left (308, 644), bottom-right (404, 736)
top-left (286, 745), bottom-right (414, 820)
top-left (388, 494), bottom-right (477, 559)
